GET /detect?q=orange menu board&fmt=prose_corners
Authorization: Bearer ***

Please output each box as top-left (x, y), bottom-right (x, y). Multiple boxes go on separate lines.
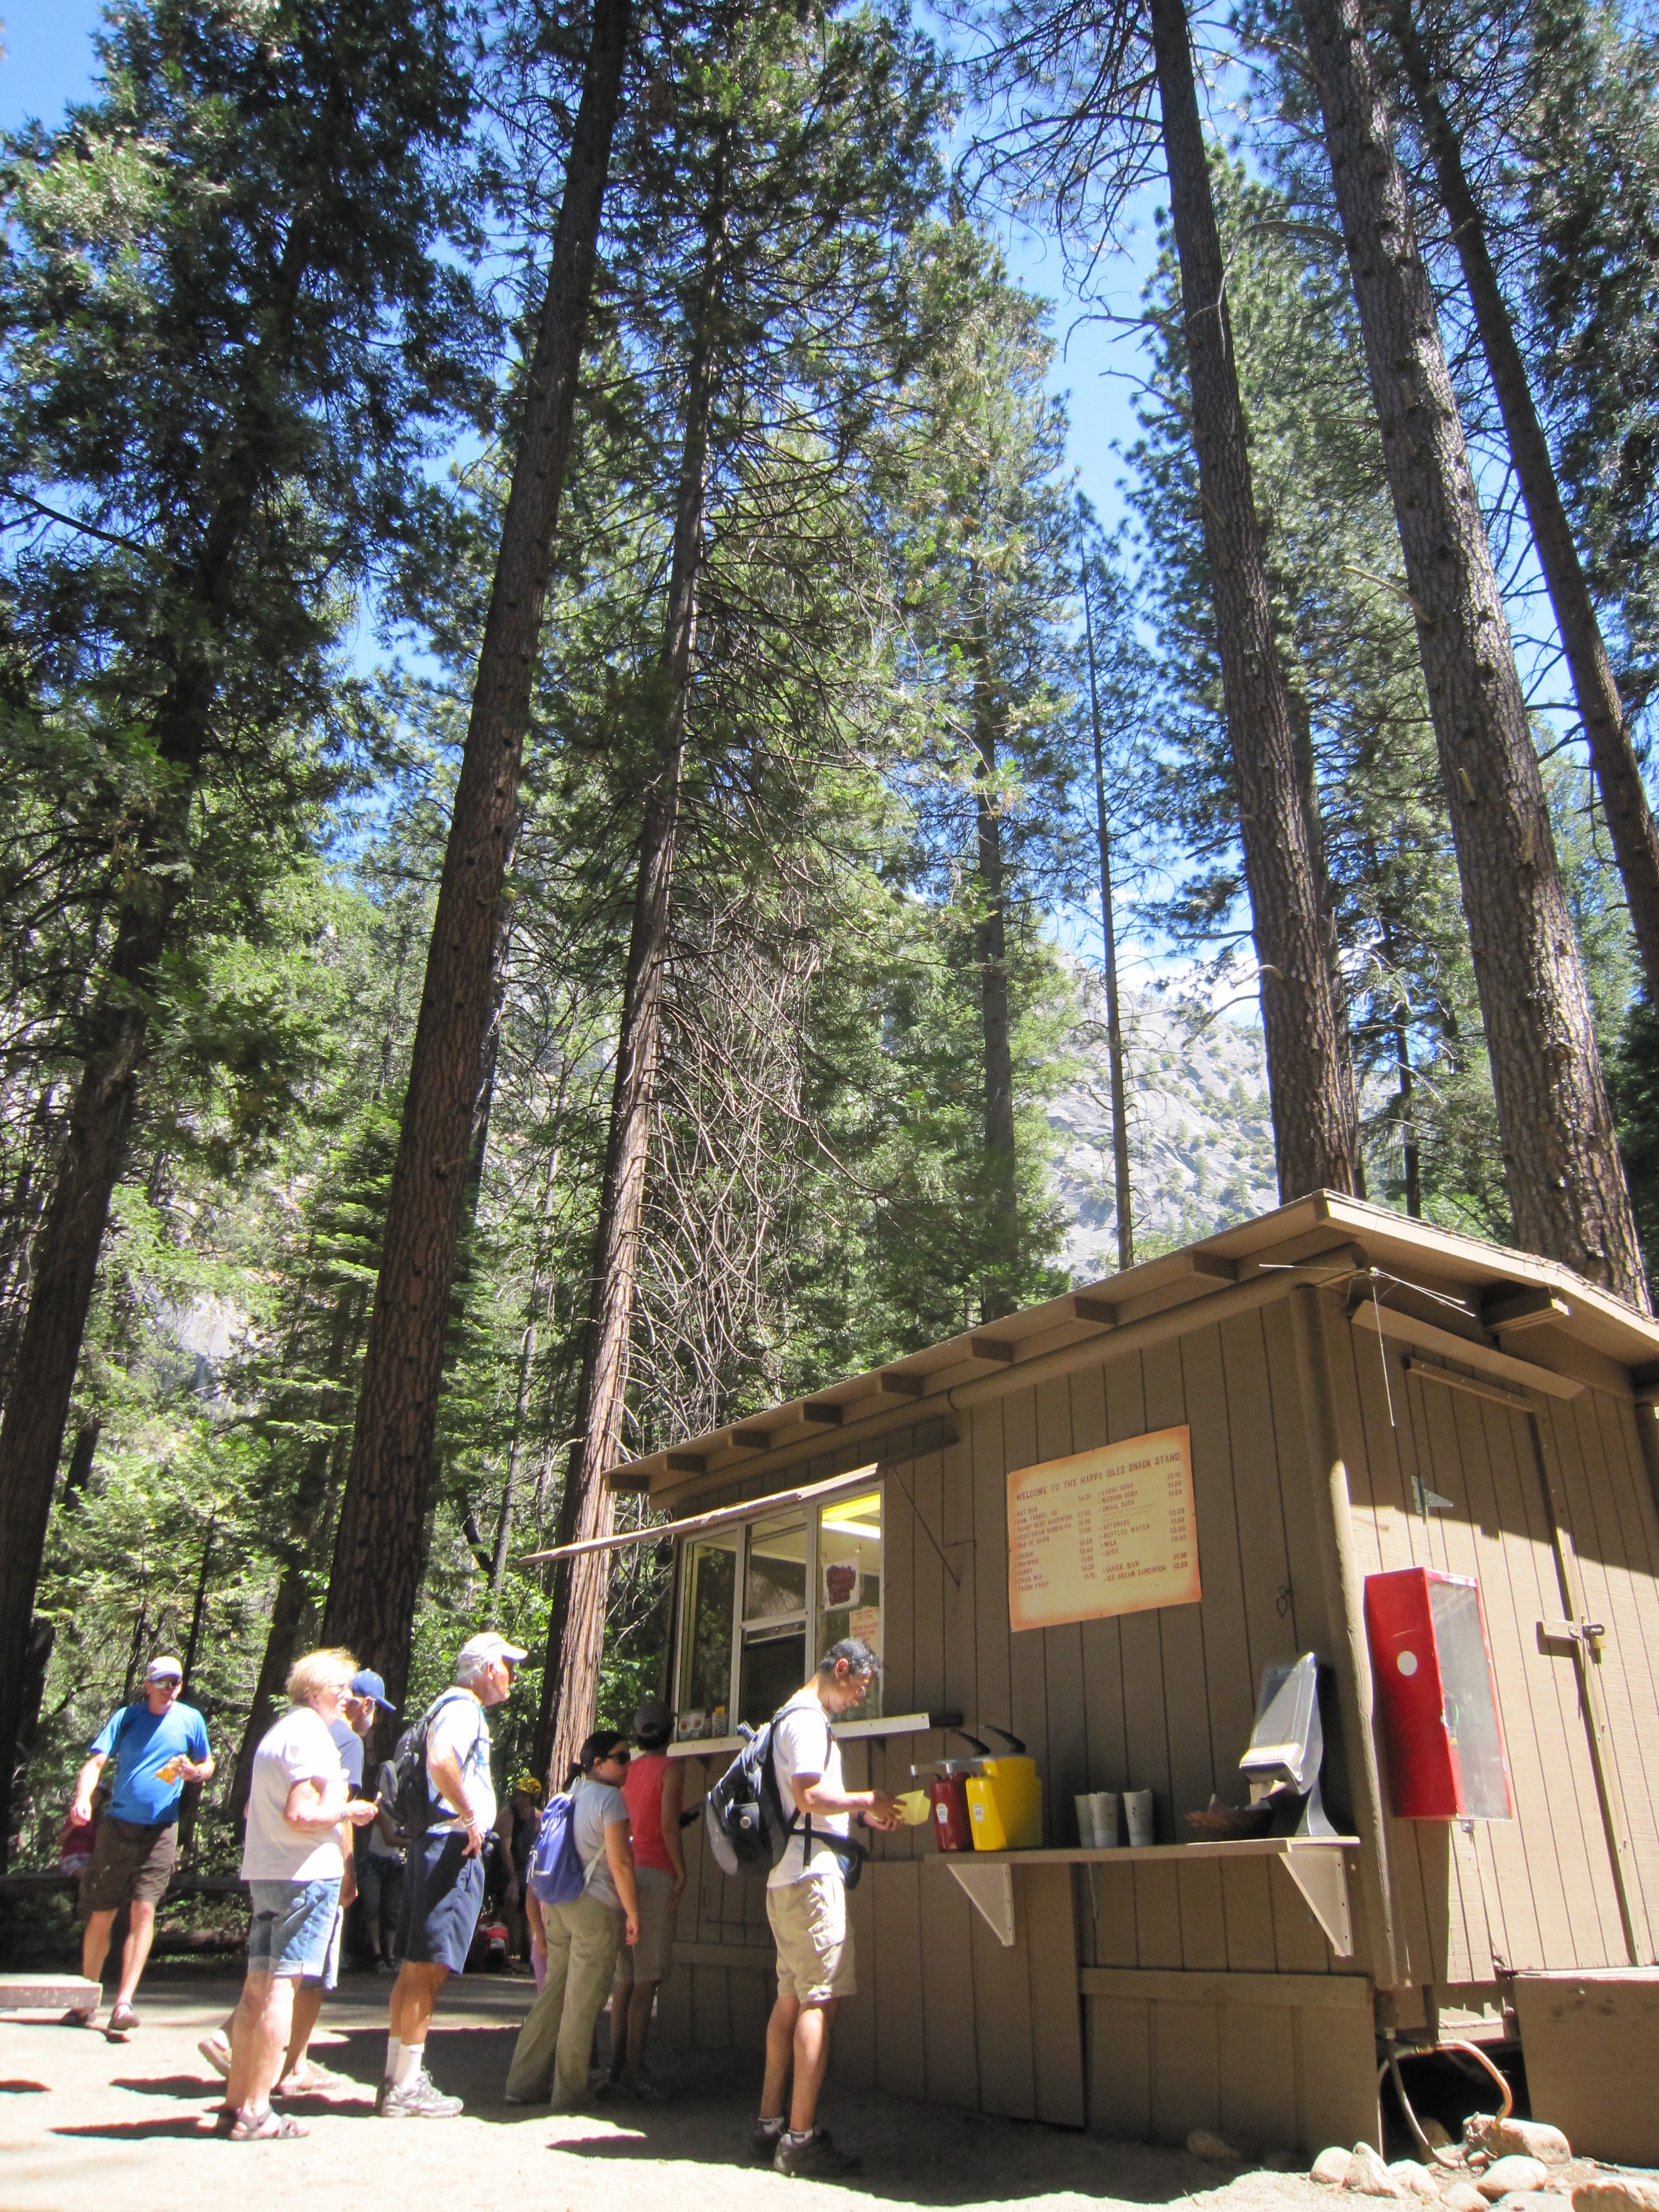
top-left (1007, 1425), bottom-right (1201, 1632)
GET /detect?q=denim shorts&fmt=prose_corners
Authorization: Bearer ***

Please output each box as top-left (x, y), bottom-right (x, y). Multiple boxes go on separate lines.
top-left (247, 1877), bottom-right (341, 1978)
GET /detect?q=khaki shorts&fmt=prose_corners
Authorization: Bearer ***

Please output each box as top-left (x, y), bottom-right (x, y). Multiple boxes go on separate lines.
top-left (80, 1815), bottom-right (178, 1916)
top-left (613, 1865), bottom-right (677, 1988)
top-left (767, 1867), bottom-right (855, 2005)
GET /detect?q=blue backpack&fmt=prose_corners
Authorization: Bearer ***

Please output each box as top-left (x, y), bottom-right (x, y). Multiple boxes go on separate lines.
top-left (526, 1790), bottom-right (587, 1906)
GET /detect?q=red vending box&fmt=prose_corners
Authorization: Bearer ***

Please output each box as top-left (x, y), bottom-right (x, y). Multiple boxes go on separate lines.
top-left (1364, 1567), bottom-right (1514, 1820)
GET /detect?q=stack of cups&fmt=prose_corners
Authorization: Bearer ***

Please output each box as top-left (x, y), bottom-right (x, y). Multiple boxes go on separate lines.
top-left (1124, 1788), bottom-right (1155, 1847)
top-left (1074, 1791), bottom-right (1121, 1848)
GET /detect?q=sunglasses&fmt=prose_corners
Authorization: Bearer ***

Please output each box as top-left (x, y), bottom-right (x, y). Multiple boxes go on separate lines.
top-left (603, 1747), bottom-right (630, 1764)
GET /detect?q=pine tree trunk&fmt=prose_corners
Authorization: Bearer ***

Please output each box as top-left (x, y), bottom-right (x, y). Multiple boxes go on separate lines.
top-left (534, 191), bottom-right (727, 1789)
top-left (1297, 0), bottom-right (1649, 1307)
top-left (1082, 561), bottom-right (1134, 1271)
top-left (228, 1563), bottom-right (312, 1823)
top-left (1385, 0), bottom-right (1659, 1008)
top-left (321, 0), bottom-right (630, 1696)
top-left (0, 835), bottom-right (189, 1863)
top-left (971, 631), bottom-right (1020, 1320)
top-left (1149, 0), bottom-right (1363, 1202)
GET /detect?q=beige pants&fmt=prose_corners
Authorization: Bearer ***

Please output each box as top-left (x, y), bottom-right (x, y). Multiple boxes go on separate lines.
top-left (505, 1890), bottom-right (625, 2107)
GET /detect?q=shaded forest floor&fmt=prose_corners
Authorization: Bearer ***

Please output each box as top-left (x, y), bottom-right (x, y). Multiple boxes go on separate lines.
top-left (0, 1965), bottom-right (1332, 2211)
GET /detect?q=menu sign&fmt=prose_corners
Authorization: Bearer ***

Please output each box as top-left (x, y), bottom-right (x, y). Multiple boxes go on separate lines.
top-left (1007, 1425), bottom-right (1201, 1632)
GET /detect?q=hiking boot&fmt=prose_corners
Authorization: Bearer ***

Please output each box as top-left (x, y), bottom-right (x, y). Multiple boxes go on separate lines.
top-left (749, 2117), bottom-right (786, 2164)
top-left (775, 2127), bottom-right (862, 2179)
top-left (380, 2073), bottom-right (464, 2119)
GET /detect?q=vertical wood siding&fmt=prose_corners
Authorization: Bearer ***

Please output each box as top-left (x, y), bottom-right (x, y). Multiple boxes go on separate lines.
top-left (653, 1285), bottom-right (1659, 2135)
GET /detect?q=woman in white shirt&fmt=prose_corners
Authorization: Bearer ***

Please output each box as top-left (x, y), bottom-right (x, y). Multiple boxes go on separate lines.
top-left (221, 1648), bottom-right (379, 2140)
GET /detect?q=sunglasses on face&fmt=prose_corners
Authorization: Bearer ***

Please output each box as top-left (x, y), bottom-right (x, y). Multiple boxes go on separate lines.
top-left (603, 1747), bottom-right (630, 1764)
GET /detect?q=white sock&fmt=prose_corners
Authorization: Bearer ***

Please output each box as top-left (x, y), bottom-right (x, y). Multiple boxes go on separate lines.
top-left (383, 2036), bottom-right (401, 2082)
top-left (394, 2041), bottom-right (424, 2089)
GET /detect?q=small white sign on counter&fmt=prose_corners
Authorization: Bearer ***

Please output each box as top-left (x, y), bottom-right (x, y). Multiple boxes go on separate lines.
top-left (1008, 1424), bottom-right (1201, 1631)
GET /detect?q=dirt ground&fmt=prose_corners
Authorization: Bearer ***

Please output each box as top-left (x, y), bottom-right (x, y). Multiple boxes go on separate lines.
top-left (0, 1965), bottom-right (1333, 2212)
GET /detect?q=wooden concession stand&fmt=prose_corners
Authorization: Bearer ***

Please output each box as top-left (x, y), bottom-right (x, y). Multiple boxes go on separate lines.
top-left (602, 1194), bottom-right (1659, 2158)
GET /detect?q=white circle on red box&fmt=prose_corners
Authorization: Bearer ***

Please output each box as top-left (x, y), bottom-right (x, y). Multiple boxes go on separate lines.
top-left (1397, 1650), bottom-right (1418, 1676)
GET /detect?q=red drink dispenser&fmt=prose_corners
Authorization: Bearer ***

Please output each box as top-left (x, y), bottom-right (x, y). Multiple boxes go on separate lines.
top-left (1364, 1567), bottom-right (1514, 1820)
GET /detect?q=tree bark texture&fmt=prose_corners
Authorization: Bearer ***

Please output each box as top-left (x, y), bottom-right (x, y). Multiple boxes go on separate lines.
top-left (971, 631), bottom-right (1020, 1321)
top-left (0, 796), bottom-right (194, 1861)
top-left (1082, 560), bottom-right (1135, 1271)
top-left (534, 194), bottom-right (727, 1790)
top-left (1386, 0), bottom-right (1659, 1009)
top-left (1298, 0), bottom-right (1649, 1308)
top-left (1149, 0), bottom-right (1363, 1203)
top-left (321, 0), bottom-right (630, 1698)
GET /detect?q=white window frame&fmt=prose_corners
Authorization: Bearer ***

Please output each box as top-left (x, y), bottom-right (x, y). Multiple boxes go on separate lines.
top-left (673, 1471), bottom-right (885, 1738)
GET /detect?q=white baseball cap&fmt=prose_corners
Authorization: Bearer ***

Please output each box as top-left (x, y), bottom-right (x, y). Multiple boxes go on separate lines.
top-left (146, 1655), bottom-right (184, 1683)
top-left (457, 1631), bottom-right (528, 1667)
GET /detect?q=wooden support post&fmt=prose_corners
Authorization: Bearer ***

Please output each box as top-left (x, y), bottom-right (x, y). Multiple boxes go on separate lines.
top-left (1289, 1285), bottom-right (1399, 1989)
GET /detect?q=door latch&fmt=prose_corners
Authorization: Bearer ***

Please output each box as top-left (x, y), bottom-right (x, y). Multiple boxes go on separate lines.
top-left (1537, 1616), bottom-right (1606, 1651)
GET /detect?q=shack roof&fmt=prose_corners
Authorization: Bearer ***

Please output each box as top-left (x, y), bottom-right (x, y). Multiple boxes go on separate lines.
top-left (608, 1190), bottom-right (1659, 1500)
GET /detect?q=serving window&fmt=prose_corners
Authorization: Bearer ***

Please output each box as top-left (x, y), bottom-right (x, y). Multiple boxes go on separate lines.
top-left (674, 1480), bottom-right (884, 1738)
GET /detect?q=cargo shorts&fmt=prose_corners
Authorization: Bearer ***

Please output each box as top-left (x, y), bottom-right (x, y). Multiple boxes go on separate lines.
top-left (766, 1866), bottom-right (855, 2006)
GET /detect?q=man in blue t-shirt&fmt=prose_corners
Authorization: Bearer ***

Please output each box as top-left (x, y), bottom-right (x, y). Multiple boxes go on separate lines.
top-left (65, 1654), bottom-right (213, 2036)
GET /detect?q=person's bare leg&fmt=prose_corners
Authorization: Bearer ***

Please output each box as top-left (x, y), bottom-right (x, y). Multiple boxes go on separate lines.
top-left (389, 1961), bottom-right (447, 2046)
top-left (788, 1997), bottom-right (838, 2136)
top-left (226, 1971), bottom-right (296, 2114)
top-left (279, 1983), bottom-right (326, 2085)
top-left (623, 1981), bottom-right (656, 2079)
top-left (113, 1900), bottom-right (156, 2008)
top-left (80, 1908), bottom-right (117, 1991)
top-left (761, 1988), bottom-right (800, 2120)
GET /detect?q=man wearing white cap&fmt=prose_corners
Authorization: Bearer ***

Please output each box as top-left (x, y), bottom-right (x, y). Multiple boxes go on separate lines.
top-left (378, 1630), bottom-right (524, 2118)
top-left (64, 1654), bottom-right (213, 2035)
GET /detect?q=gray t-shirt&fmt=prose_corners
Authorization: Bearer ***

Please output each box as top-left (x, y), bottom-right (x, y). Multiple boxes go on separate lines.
top-left (570, 1776), bottom-right (629, 1911)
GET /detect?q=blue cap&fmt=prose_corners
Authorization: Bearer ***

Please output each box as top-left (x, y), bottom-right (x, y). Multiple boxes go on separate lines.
top-left (351, 1669), bottom-right (397, 1714)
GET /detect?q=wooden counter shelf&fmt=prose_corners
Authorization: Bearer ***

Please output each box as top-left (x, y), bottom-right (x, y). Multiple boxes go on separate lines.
top-left (922, 1835), bottom-right (1361, 1956)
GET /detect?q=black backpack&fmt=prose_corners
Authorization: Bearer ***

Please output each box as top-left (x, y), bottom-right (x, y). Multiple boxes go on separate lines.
top-left (377, 1688), bottom-right (471, 1835)
top-left (705, 1704), bottom-right (865, 1888)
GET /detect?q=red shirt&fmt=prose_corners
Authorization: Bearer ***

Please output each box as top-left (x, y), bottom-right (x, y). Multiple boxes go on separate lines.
top-left (622, 1752), bottom-right (674, 1874)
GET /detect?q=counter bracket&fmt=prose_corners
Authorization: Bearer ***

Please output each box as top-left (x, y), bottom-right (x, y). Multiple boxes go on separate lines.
top-left (926, 1835), bottom-right (1358, 1959)
top-left (946, 1860), bottom-right (1016, 1947)
top-left (1279, 1839), bottom-right (1354, 1957)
